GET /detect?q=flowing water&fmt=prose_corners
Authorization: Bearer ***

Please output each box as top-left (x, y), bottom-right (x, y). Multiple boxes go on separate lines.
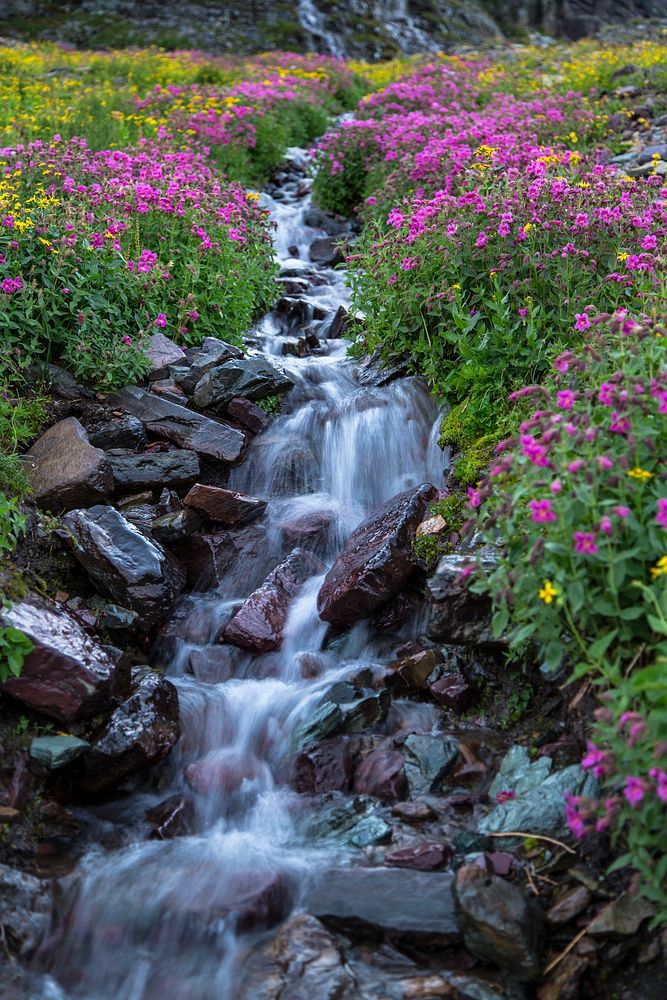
top-left (35, 148), bottom-right (445, 1000)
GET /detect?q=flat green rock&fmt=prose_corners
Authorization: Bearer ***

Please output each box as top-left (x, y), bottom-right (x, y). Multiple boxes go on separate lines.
top-left (30, 735), bottom-right (90, 770)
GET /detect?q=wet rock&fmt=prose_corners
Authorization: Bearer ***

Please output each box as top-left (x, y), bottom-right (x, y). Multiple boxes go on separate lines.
top-left (187, 646), bottom-right (236, 684)
top-left (110, 385), bottom-right (247, 464)
top-left (1, 596), bottom-right (119, 722)
top-left (151, 508), bottom-right (203, 544)
top-left (145, 794), bottom-right (195, 840)
top-left (174, 532), bottom-right (232, 590)
top-left (280, 509), bottom-right (336, 546)
top-left (304, 796), bottom-right (391, 848)
top-left (353, 745), bottom-right (408, 802)
top-left (109, 449), bottom-right (200, 492)
top-left (403, 734), bottom-right (459, 797)
top-left (417, 513), bottom-right (447, 538)
top-left (62, 506), bottom-right (185, 627)
top-left (371, 590), bottom-right (422, 632)
top-left (150, 377), bottom-right (188, 403)
top-left (455, 869), bottom-right (544, 981)
top-left (0, 864), bottom-right (51, 958)
top-left (537, 954), bottom-right (590, 1000)
top-left (391, 800), bottom-right (438, 824)
top-left (88, 414), bottom-right (146, 451)
top-left (337, 688), bottom-right (390, 734)
top-left (293, 737), bottom-right (356, 794)
top-left (326, 304), bottom-right (351, 340)
top-left (309, 236), bottom-right (346, 266)
top-left (184, 749), bottom-right (266, 797)
top-left (96, 604), bottom-right (139, 638)
top-left (228, 871), bottom-right (295, 933)
top-left (386, 648), bottom-right (443, 695)
top-left (192, 356), bottom-right (294, 412)
top-left (238, 912), bottom-right (356, 1000)
top-left (385, 842), bottom-right (452, 871)
top-left (82, 671), bottom-right (180, 793)
top-left (427, 550), bottom-right (499, 646)
top-left (546, 885), bottom-right (592, 927)
top-left (184, 483), bottom-right (267, 526)
top-left (296, 700), bottom-right (344, 747)
top-left (355, 346), bottom-right (409, 387)
top-left (587, 891), bottom-right (656, 937)
top-left (29, 735), bottom-right (90, 770)
top-left (306, 866), bottom-right (457, 935)
top-left (281, 336), bottom-right (308, 357)
top-left (25, 417), bottom-right (112, 512)
top-left (317, 483), bottom-right (438, 628)
top-left (479, 745), bottom-right (597, 840)
top-left (304, 206), bottom-right (352, 236)
top-left (430, 673), bottom-right (479, 714)
top-left (147, 331), bottom-right (186, 378)
top-left (222, 548), bottom-right (324, 654)
top-left (178, 339), bottom-right (243, 394)
top-left (226, 396), bottom-right (270, 434)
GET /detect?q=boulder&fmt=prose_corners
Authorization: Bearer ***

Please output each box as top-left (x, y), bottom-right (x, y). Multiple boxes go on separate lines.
top-left (151, 508), bottom-right (204, 545)
top-left (317, 484), bottom-right (438, 628)
top-left (107, 386), bottom-right (246, 464)
top-left (353, 745), bottom-right (408, 802)
top-left (109, 450), bottom-right (200, 492)
top-left (184, 484), bottom-right (267, 527)
top-left (192, 356), bottom-right (294, 413)
top-left (292, 737), bottom-right (356, 794)
top-left (546, 886), bottom-right (592, 927)
top-left (222, 548), bottom-right (323, 654)
top-left (82, 671), bottom-right (179, 793)
top-left (88, 415), bottom-right (146, 452)
top-left (309, 236), bottom-right (346, 267)
top-left (429, 673), bottom-right (479, 713)
top-left (385, 842), bottom-right (452, 871)
top-left (62, 506), bottom-right (185, 627)
top-left (391, 800), bottom-right (438, 824)
top-left (587, 892), bottom-right (656, 937)
top-left (403, 734), bottom-right (459, 797)
top-left (304, 798), bottom-right (392, 849)
top-left (385, 648), bottom-right (443, 695)
top-left (178, 340), bottom-right (243, 394)
top-left (24, 417), bottom-right (112, 512)
top-left (173, 532), bottom-right (234, 590)
top-left (427, 549), bottom-right (498, 646)
top-left (145, 794), bottom-right (195, 840)
top-left (226, 396), bottom-right (270, 434)
top-left (455, 869), bottom-right (544, 982)
top-left (355, 346), bottom-right (409, 387)
top-left (0, 597), bottom-right (119, 722)
top-left (306, 866), bottom-right (457, 936)
top-left (147, 332), bottom-right (186, 378)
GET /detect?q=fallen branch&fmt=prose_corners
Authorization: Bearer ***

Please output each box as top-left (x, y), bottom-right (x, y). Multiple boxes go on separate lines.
top-left (542, 901), bottom-right (613, 975)
top-left (485, 831), bottom-right (576, 854)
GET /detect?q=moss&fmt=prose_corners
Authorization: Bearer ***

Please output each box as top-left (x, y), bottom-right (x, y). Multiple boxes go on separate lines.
top-left (452, 433), bottom-right (497, 488)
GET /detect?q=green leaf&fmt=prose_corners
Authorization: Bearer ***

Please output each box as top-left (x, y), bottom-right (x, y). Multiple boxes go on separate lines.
top-left (587, 630), bottom-right (618, 660)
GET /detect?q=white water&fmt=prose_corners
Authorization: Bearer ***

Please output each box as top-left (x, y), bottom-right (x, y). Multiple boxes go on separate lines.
top-left (35, 148), bottom-right (445, 1000)
top-left (297, 0), bottom-right (441, 56)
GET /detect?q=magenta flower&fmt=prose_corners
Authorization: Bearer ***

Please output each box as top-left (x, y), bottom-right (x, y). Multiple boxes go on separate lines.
top-left (649, 769), bottom-right (667, 802)
top-left (613, 505), bottom-right (631, 519)
top-left (495, 790), bottom-right (516, 804)
top-left (596, 455), bottom-right (614, 470)
top-left (573, 531), bottom-right (598, 555)
top-left (121, 335), bottom-right (132, 346)
top-left (529, 498), bottom-right (557, 523)
top-left (475, 231), bottom-right (488, 248)
top-left (550, 479), bottom-right (562, 494)
top-left (556, 389), bottom-right (576, 410)
top-left (567, 459), bottom-right (585, 473)
top-left (599, 516), bottom-right (613, 535)
top-left (623, 776), bottom-right (645, 807)
top-left (574, 312), bottom-right (591, 332)
top-left (565, 795), bottom-right (586, 839)
top-left (154, 313), bottom-right (167, 328)
top-left (655, 498), bottom-right (667, 529)
top-left (467, 487), bottom-right (482, 509)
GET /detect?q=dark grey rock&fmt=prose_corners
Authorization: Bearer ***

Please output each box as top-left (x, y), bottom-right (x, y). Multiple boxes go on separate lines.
top-left (109, 450), bottom-right (200, 491)
top-left (178, 340), bottom-right (244, 394)
top-left (0, 863), bottom-right (51, 959)
top-left (403, 734), bottom-right (459, 797)
top-left (427, 549), bottom-right (499, 646)
top-left (151, 508), bottom-right (204, 544)
top-left (192, 356), bottom-right (293, 412)
top-left (88, 414), bottom-right (146, 451)
top-left (147, 332), bottom-right (186, 379)
top-left (355, 346), bottom-right (409, 387)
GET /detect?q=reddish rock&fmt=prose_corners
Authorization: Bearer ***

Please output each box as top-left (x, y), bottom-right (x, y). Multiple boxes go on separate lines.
top-left (1, 597), bottom-right (120, 722)
top-left (292, 737), bottom-right (355, 794)
top-left (546, 886), bottom-right (593, 927)
top-left (391, 800), bottom-right (438, 824)
top-left (187, 646), bottom-right (236, 684)
top-left (174, 533), bottom-right (233, 591)
top-left (25, 417), bottom-right (112, 513)
top-left (146, 794), bottom-right (195, 840)
top-left (280, 509), bottom-right (336, 546)
top-left (317, 484), bottom-right (437, 629)
top-left (147, 332), bottom-right (186, 378)
top-left (226, 397), bottom-right (270, 434)
top-left (184, 484), bottom-right (267, 527)
top-left (353, 746), bottom-right (408, 803)
top-left (222, 548), bottom-right (324, 654)
top-left (386, 648), bottom-right (443, 695)
top-left (184, 750), bottom-right (265, 796)
top-left (372, 591), bottom-right (422, 632)
top-left (429, 673), bottom-right (479, 713)
top-left (385, 842), bottom-right (453, 871)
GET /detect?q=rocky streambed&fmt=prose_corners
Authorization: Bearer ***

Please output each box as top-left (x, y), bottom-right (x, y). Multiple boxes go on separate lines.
top-left (0, 148), bottom-right (663, 1000)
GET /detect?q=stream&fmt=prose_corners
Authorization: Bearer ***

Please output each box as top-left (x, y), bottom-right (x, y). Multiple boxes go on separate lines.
top-left (34, 147), bottom-right (447, 999)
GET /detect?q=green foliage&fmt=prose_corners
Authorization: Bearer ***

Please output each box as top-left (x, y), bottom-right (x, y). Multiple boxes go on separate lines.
top-left (0, 626), bottom-right (33, 683)
top-left (0, 494), bottom-right (31, 683)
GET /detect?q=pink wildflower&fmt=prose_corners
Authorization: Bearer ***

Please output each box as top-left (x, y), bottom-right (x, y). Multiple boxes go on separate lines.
top-left (623, 776), bottom-right (645, 807)
top-left (154, 313), bottom-right (167, 328)
top-left (655, 498), bottom-right (667, 529)
top-left (529, 498), bottom-right (557, 523)
top-left (573, 531), bottom-right (598, 555)
top-left (556, 389), bottom-right (576, 410)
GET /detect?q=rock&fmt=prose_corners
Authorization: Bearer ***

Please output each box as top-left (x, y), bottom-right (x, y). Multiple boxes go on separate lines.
top-left (82, 671), bottom-right (180, 793)
top-left (226, 396), bottom-right (270, 434)
top-left (309, 236), bottom-right (346, 266)
top-left (107, 386), bottom-right (246, 464)
top-left (178, 339), bottom-right (243, 394)
top-left (185, 749), bottom-right (267, 797)
top-left (147, 332), bottom-right (186, 378)
top-left (151, 508), bottom-right (203, 544)
top-left (429, 673), bottom-right (479, 713)
top-left (150, 377), bottom-right (188, 403)
top-left (537, 954), bottom-right (590, 1000)
top-left (296, 701), bottom-right (344, 747)
top-left (304, 797), bottom-right (391, 848)
top-left (184, 483), bottom-right (267, 526)
top-left (192, 356), bottom-right (293, 412)
top-left (337, 688), bottom-right (389, 734)
top-left (306, 866), bottom-right (457, 935)
top-left (479, 746), bottom-right (597, 841)
top-left (222, 548), bottom-right (323, 654)
top-left (109, 450), bottom-right (200, 492)
top-left (386, 648), bottom-right (443, 694)
top-left (173, 532), bottom-right (233, 590)
top-left (88, 414), bottom-right (146, 451)
top-left (96, 604), bottom-right (139, 638)
top-left (0, 864), bottom-right (51, 959)
top-left (145, 793), bottom-right (195, 840)
top-left (355, 346), bottom-right (409, 387)
top-left (0, 597), bottom-right (119, 722)
top-left (281, 336), bottom-right (308, 358)
top-left (371, 590), bottom-right (421, 632)
top-left (62, 506), bottom-right (185, 627)
top-left (293, 737), bottom-right (356, 794)
top-left (280, 509), bottom-right (336, 546)
top-left (24, 417), bottom-right (112, 512)
top-left (29, 735), bottom-right (90, 769)
top-left (385, 842), bottom-right (452, 871)
top-left (317, 483), bottom-right (437, 628)
top-left (391, 800), bottom-right (438, 824)
top-left (403, 734), bottom-right (459, 797)
top-left (455, 869), bottom-right (544, 981)
top-left (637, 143), bottom-right (667, 164)
top-left (325, 304), bottom-right (351, 340)
top-left (587, 892), bottom-right (656, 937)
top-left (546, 886), bottom-right (592, 927)
top-left (238, 913), bottom-right (356, 1000)
top-left (427, 549), bottom-right (499, 646)
top-left (353, 746), bottom-right (408, 802)
top-left (187, 646), bottom-right (236, 683)
top-left (416, 514), bottom-right (447, 538)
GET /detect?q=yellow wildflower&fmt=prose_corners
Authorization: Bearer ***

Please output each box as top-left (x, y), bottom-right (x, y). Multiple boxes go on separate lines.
top-left (627, 467), bottom-right (654, 480)
top-left (538, 580), bottom-right (558, 604)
